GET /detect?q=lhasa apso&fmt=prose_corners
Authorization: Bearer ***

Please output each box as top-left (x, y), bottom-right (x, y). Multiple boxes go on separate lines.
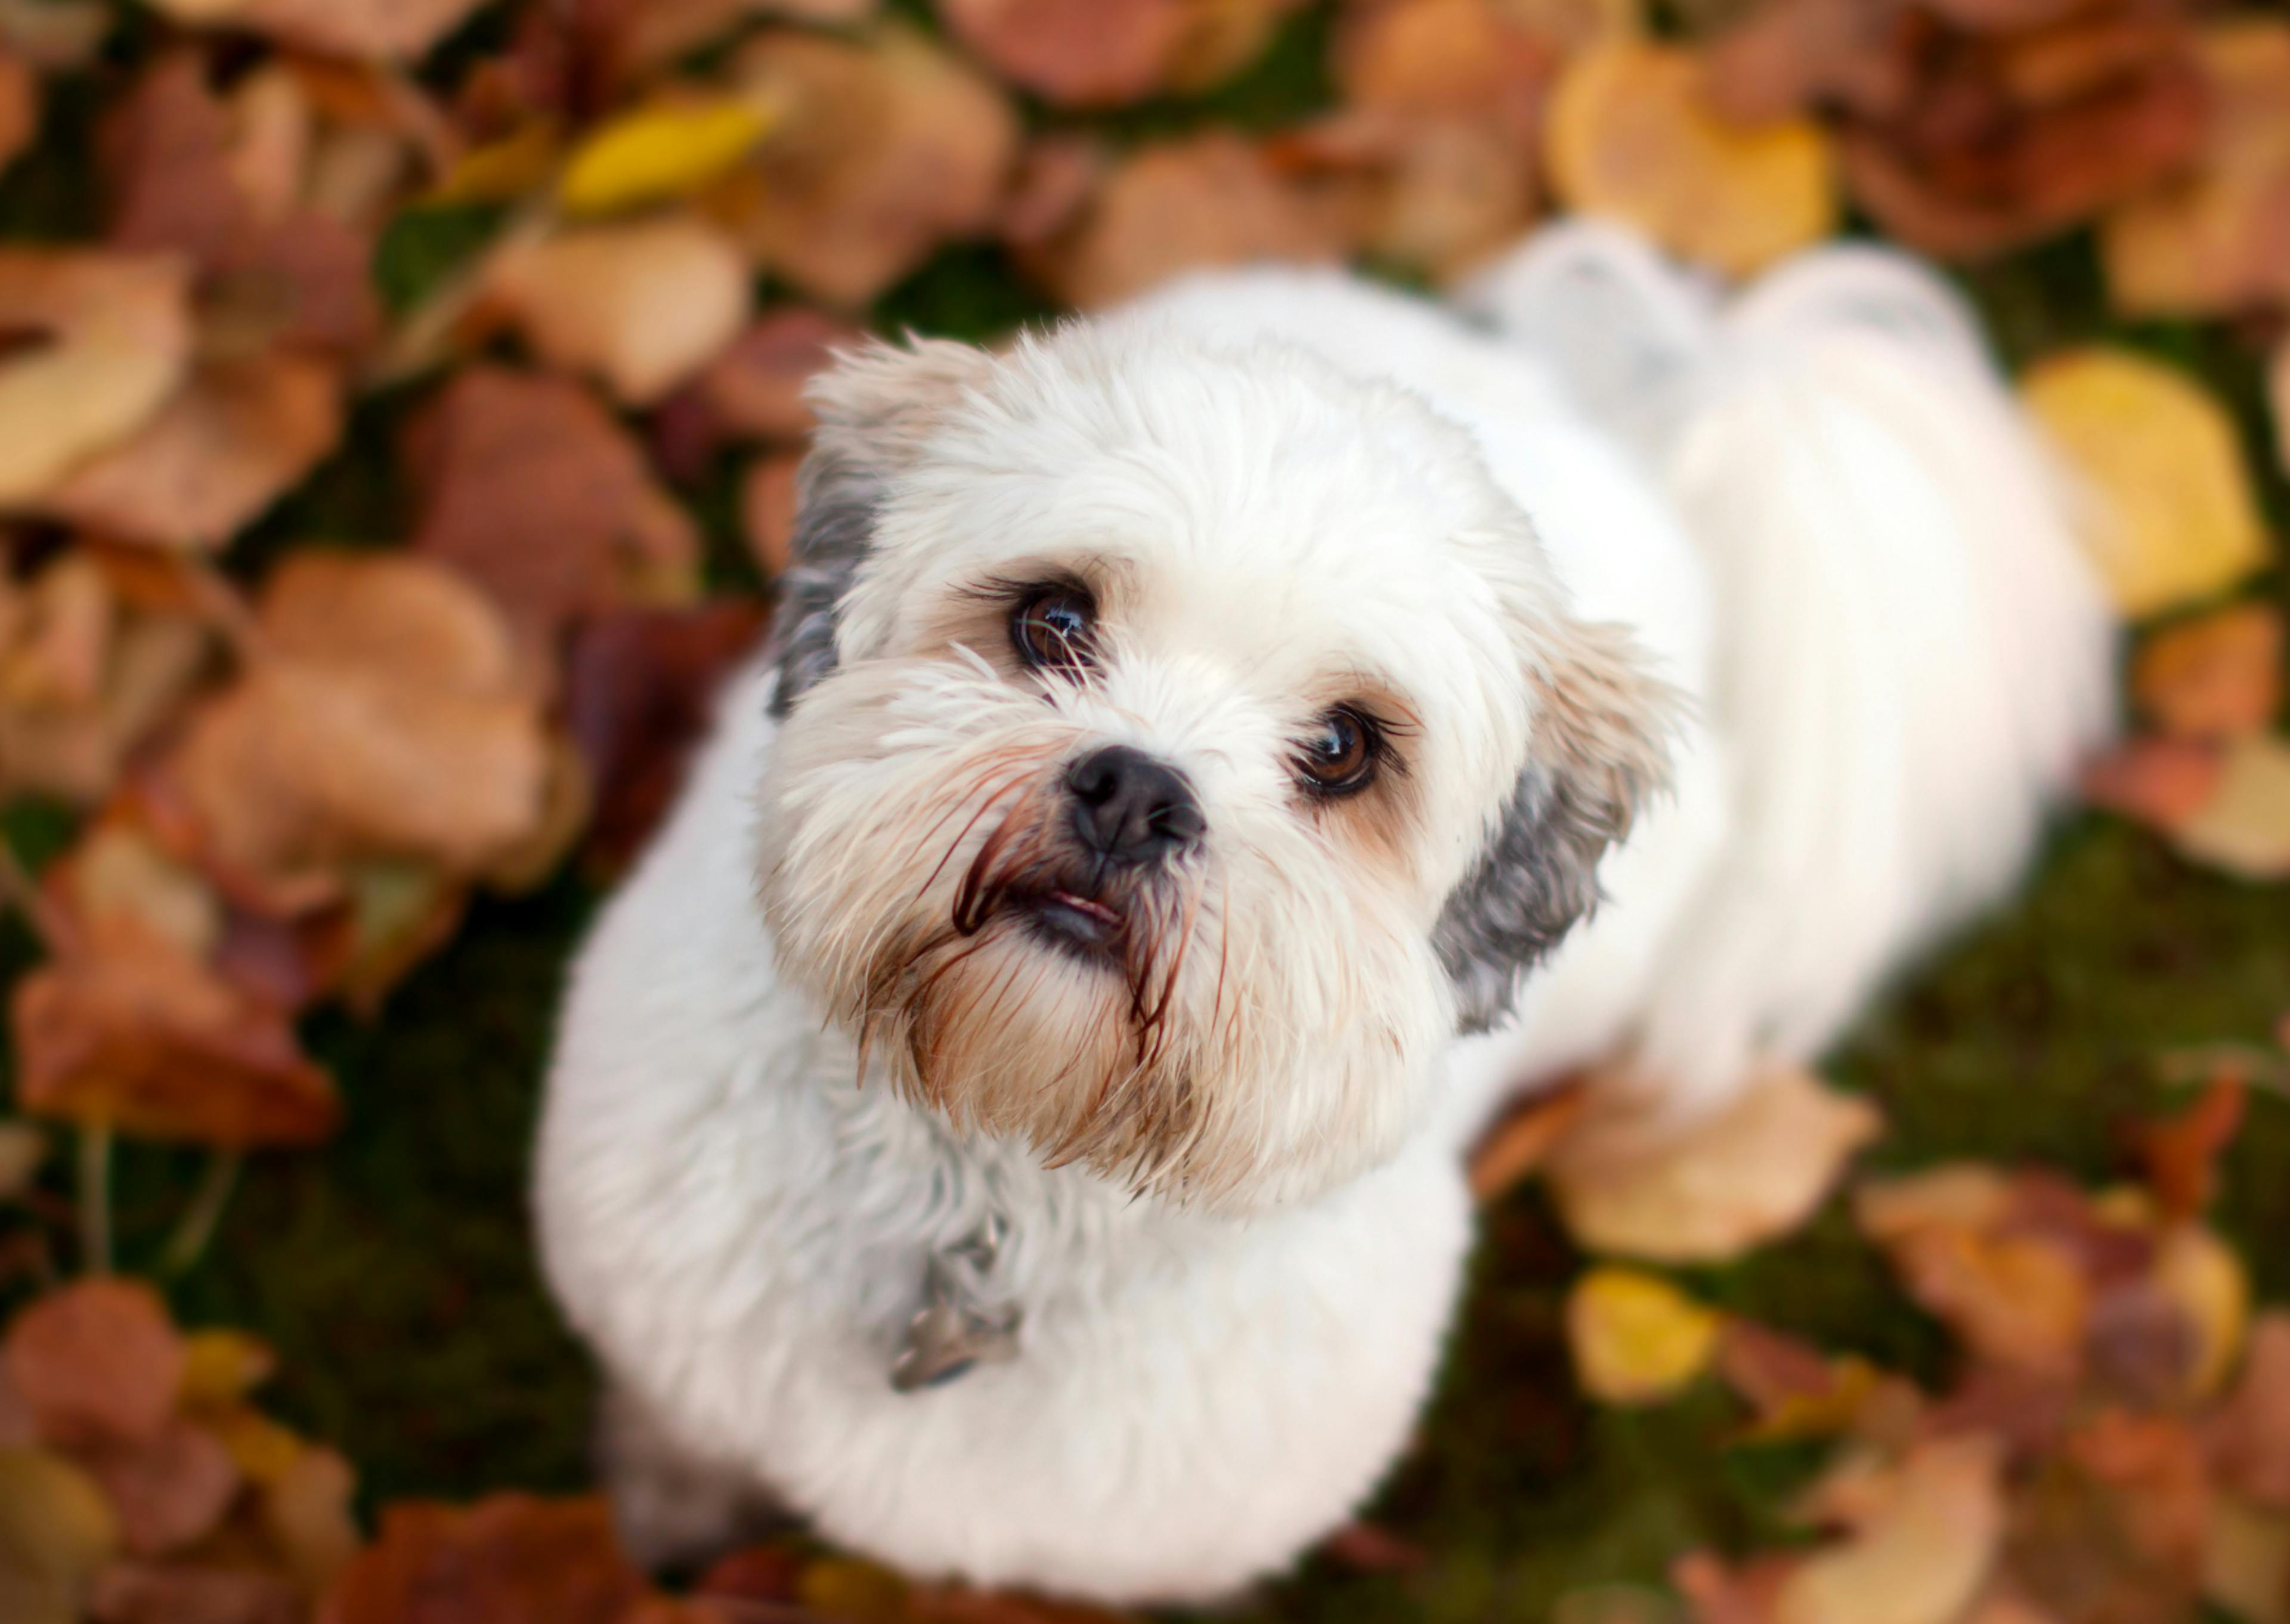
top-left (536, 221), bottom-right (2113, 1603)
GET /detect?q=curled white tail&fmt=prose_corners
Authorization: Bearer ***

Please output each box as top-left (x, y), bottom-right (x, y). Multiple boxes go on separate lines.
top-left (1463, 223), bottom-right (2117, 1117)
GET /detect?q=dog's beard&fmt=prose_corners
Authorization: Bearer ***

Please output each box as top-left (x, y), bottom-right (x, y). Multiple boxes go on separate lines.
top-left (761, 658), bottom-right (1453, 1212)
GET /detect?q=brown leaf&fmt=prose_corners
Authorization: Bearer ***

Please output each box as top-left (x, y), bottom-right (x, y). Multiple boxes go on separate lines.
top-left (695, 307), bottom-right (864, 443)
top-left (2102, 18), bottom-right (2290, 318)
top-left (1268, 111), bottom-right (1540, 284)
top-left (2065, 1411), bottom-right (2212, 1577)
top-left (140, 0), bottom-right (487, 61)
top-left (0, 606), bottom-right (212, 807)
top-left (1466, 1080), bottom-right (1584, 1202)
top-left (564, 602), bottom-right (768, 875)
top-left (719, 25), bottom-right (1018, 306)
top-left (998, 135), bottom-right (1110, 250)
top-left (0, 250), bottom-right (193, 505)
top-left (1891, 1224), bottom-right (2091, 1379)
top-left (739, 451), bottom-right (803, 582)
top-left (12, 922), bottom-right (340, 1147)
top-left (1548, 1065), bottom-right (1882, 1263)
top-left (484, 216), bottom-right (751, 407)
top-left (1703, 0), bottom-right (1917, 126)
top-left (2133, 605), bottom-right (2283, 742)
top-left (2133, 1077), bottom-right (2246, 1222)
top-left (2080, 737), bottom-right (2226, 832)
top-left (103, 54), bottom-right (377, 355)
top-left (409, 367), bottom-right (701, 655)
top-left (1020, 131), bottom-right (1345, 309)
top-left (70, 1417), bottom-right (239, 1558)
top-left (318, 1494), bottom-right (648, 1624)
top-left (2208, 1314), bottom-right (2290, 1511)
top-left (1776, 1435), bottom-right (2007, 1624)
top-left (87, 1562), bottom-right (301, 1624)
top-left (0, 45), bottom-right (35, 182)
top-left (1545, 38), bottom-right (1836, 278)
top-left (2, 1281), bottom-right (184, 1447)
top-left (40, 354), bottom-right (344, 551)
top-left (588, 0), bottom-right (884, 86)
top-left (937, 0), bottom-right (1192, 107)
top-left (262, 551), bottom-right (527, 703)
top-left (48, 817), bottom-right (224, 972)
top-left (1332, 0), bottom-right (1555, 137)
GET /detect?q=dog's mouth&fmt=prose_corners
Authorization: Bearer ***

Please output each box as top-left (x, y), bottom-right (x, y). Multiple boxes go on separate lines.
top-left (1011, 885), bottom-right (1124, 958)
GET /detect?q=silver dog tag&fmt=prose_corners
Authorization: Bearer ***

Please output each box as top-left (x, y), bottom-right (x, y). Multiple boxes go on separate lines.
top-left (891, 1216), bottom-right (1021, 1391)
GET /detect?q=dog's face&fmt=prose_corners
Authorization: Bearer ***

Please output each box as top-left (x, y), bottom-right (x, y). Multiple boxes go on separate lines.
top-left (757, 320), bottom-right (1671, 1212)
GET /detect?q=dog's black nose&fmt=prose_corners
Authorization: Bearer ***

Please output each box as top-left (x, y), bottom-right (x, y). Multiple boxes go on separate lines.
top-left (1066, 745), bottom-right (1204, 866)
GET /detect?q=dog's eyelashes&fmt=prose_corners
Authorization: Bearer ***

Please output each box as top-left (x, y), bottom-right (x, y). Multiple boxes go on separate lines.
top-left (1011, 585), bottom-right (1097, 677)
top-left (1294, 706), bottom-right (1382, 797)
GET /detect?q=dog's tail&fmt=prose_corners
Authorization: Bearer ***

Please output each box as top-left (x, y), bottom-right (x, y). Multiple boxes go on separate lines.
top-left (1462, 222), bottom-right (2116, 1116)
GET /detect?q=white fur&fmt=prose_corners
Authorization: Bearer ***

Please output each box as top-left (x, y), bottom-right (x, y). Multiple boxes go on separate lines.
top-left (536, 224), bottom-right (2113, 1603)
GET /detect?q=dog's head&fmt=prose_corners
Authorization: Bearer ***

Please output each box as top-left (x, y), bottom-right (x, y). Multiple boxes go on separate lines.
top-left (757, 319), bottom-right (1673, 1212)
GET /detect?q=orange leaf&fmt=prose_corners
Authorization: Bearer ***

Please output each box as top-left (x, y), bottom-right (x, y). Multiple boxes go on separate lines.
top-left (2, 1281), bottom-right (184, 1446)
top-left (2133, 604), bottom-right (2283, 742)
top-left (320, 1494), bottom-right (649, 1624)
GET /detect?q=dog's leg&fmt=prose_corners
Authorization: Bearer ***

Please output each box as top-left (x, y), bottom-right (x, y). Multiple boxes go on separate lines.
top-left (596, 1381), bottom-right (785, 1571)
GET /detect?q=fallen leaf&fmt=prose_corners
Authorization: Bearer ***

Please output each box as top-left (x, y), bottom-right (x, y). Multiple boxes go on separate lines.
top-left (1565, 1266), bottom-right (1723, 1405)
top-left (262, 1444), bottom-right (360, 1594)
top-left (2203, 1494), bottom-right (2290, 1624)
top-left (2133, 605), bottom-right (2283, 743)
top-left (484, 215), bottom-right (751, 406)
top-left (139, 0), bottom-right (487, 61)
top-left (2101, 18), bottom-right (2290, 318)
top-left (2081, 736), bottom-right (2227, 832)
top-left (2171, 737), bottom-right (2290, 880)
top-left (0, 250), bottom-right (192, 504)
top-left (720, 25), bottom-right (1019, 306)
top-left (70, 1417), bottom-right (239, 1557)
top-left (2133, 1077), bottom-right (2246, 1222)
top-left (1, 551), bottom-right (112, 711)
top-left (12, 923), bottom-right (339, 1147)
top-left (2, 1281), bottom-right (184, 1446)
top-left (739, 451), bottom-right (802, 581)
top-left (564, 602), bottom-right (768, 875)
top-left (587, 0), bottom-right (886, 85)
top-left (0, 1446), bottom-right (119, 1624)
top-left (0, 46), bottom-right (35, 182)
top-left (559, 94), bottom-right (777, 218)
top-left (1466, 1081), bottom-right (1585, 1202)
top-left (50, 818), bottom-right (225, 964)
top-left (1268, 110), bottom-right (1539, 284)
top-left (0, 0), bottom-right (109, 71)
top-left (936, 0), bottom-right (1193, 107)
top-left (1855, 1163), bottom-right (2013, 1242)
top-left (319, 1494), bottom-right (648, 1624)
top-left (2153, 1225), bottom-right (2251, 1400)
top-left (1675, 1549), bottom-right (1797, 1624)
top-left (1775, 1436), bottom-right (2006, 1624)
top-left (39, 354), bottom-right (345, 552)
top-left (0, 1121), bottom-right (45, 1201)
top-left (408, 367), bottom-right (701, 655)
top-left (1331, 0), bottom-right (1554, 139)
top-left (2065, 1410), bottom-right (2212, 1576)
top-left (178, 1331), bottom-right (277, 1411)
top-left (1716, 1319), bottom-right (1895, 1443)
top-left (2209, 1314), bottom-right (2290, 1510)
top-left (261, 551), bottom-right (526, 703)
top-left (695, 306), bottom-right (864, 442)
top-left (1544, 38), bottom-right (1835, 279)
top-left (1021, 131), bottom-right (1345, 309)
top-left (1548, 1066), bottom-right (1882, 1264)
top-left (1889, 1224), bottom-right (2090, 1378)
top-left (0, 605), bottom-right (212, 807)
top-left (2020, 348), bottom-right (2270, 619)
top-left (332, 859), bottom-right (468, 1014)
top-left (86, 1562), bottom-right (301, 1624)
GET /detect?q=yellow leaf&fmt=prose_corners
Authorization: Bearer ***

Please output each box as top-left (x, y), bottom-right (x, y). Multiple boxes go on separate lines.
top-left (2155, 1223), bottom-right (2250, 1399)
top-left (2021, 348), bottom-right (2270, 618)
top-left (559, 96), bottom-right (775, 218)
top-left (1776, 1437), bottom-right (2006, 1624)
top-left (1545, 39), bottom-right (1834, 279)
top-left (0, 1446), bottom-right (118, 1624)
top-left (178, 1328), bottom-right (277, 1409)
top-left (429, 121), bottom-right (561, 205)
top-left (1551, 1065), bottom-right (1883, 1264)
top-left (1565, 1266), bottom-right (1722, 1405)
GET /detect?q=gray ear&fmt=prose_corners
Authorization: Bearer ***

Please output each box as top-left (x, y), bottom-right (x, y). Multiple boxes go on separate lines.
top-left (1433, 619), bottom-right (1676, 1033)
top-left (768, 337), bottom-right (994, 718)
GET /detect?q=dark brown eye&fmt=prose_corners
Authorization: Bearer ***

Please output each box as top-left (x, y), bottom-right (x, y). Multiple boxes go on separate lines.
top-left (1296, 706), bottom-right (1379, 796)
top-left (1011, 585), bottom-right (1096, 675)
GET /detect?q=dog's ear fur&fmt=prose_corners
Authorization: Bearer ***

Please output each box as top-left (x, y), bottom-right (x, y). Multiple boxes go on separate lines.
top-left (1434, 618), bottom-right (1675, 1033)
top-left (769, 337), bottom-right (994, 717)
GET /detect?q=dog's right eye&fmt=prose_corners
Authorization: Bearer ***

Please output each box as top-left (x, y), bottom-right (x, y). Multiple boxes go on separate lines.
top-left (1011, 585), bottom-right (1097, 675)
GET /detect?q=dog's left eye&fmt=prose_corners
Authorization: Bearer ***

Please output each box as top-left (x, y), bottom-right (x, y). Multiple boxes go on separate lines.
top-left (1295, 706), bottom-right (1381, 796)
top-left (1011, 585), bottom-right (1097, 675)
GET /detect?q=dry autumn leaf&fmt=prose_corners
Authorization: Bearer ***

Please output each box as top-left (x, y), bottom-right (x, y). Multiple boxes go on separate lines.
top-left (2102, 18), bottom-right (2290, 318)
top-left (408, 367), bottom-right (701, 654)
top-left (739, 450), bottom-right (802, 579)
top-left (320, 1493), bottom-right (649, 1624)
top-left (2, 1281), bottom-right (184, 1446)
top-left (2133, 605), bottom-right (2283, 743)
top-left (11, 923), bottom-right (340, 1147)
top-left (937, 0), bottom-right (1196, 107)
top-left (720, 25), bottom-right (1019, 307)
top-left (1565, 1266), bottom-right (1723, 1405)
top-left (2021, 348), bottom-right (2270, 619)
top-left (38, 354), bottom-right (345, 552)
top-left (84, 1562), bottom-right (302, 1624)
top-left (139, 0), bottom-right (487, 62)
top-left (0, 251), bottom-right (191, 506)
top-left (70, 1415), bottom-right (238, 1558)
top-left (1548, 1065), bottom-right (1882, 1264)
top-left (0, 1446), bottom-right (117, 1624)
top-left (559, 95), bottom-right (777, 218)
top-left (1774, 1436), bottom-right (2007, 1624)
top-left (2170, 736), bottom-right (2290, 881)
top-left (694, 306), bottom-right (863, 442)
top-left (1022, 131), bottom-right (1344, 309)
top-left (2204, 1493), bottom-right (2290, 1624)
top-left (1545, 38), bottom-right (1835, 279)
top-left (262, 1443), bottom-right (360, 1595)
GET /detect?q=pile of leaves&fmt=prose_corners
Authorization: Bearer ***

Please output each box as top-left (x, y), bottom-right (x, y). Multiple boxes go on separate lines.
top-left (0, 0), bottom-right (2277, 1620)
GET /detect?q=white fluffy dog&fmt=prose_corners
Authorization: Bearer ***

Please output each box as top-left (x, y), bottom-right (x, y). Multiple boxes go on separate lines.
top-left (536, 222), bottom-right (2114, 1603)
